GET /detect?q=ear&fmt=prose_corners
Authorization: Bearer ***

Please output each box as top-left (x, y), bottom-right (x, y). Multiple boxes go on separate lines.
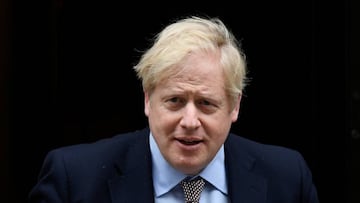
top-left (144, 91), bottom-right (150, 117)
top-left (231, 94), bottom-right (242, 122)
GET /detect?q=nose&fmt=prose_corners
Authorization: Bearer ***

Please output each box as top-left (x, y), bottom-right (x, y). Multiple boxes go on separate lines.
top-left (180, 102), bottom-right (201, 130)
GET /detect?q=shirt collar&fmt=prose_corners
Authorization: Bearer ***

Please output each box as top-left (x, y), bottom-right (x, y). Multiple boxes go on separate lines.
top-left (199, 144), bottom-right (228, 194)
top-left (149, 132), bottom-right (228, 197)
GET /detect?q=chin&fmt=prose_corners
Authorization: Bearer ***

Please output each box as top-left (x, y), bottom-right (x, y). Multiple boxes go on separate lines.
top-left (175, 161), bottom-right (204, 175)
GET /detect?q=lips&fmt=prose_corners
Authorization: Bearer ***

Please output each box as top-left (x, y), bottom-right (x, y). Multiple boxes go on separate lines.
top-left (179, 140), bottom-right (201, 145)
top-left (176, 138), bottom-right (203, 146)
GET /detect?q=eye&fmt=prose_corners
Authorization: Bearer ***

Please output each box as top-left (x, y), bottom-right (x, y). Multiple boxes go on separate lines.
top-left (198, 100), bottom-right (211, 106)
top-left (197, 99), bottom-right (218, 114)
top-left (164, 97), bottom-right (185, 110)
top-left (169, 97), bottom-right (180, 103)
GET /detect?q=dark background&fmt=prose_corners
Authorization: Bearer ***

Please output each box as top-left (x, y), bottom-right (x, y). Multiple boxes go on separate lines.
top-left (1, 0), bottom-right (359, 202)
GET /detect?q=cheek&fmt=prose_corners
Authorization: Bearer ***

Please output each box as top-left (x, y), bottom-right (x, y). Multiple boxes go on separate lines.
top-left (203, 116), bottom-right (232, 140)
top-left (209, 124), bottom-right (230, 140)
top-left (149, 109), bottom-right (179, 133)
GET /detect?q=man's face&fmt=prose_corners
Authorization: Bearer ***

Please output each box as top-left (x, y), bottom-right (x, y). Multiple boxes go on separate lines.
top-left (144, 51), bottom-right (241, 175)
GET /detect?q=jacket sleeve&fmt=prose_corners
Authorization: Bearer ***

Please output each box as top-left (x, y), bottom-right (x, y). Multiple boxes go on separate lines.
top-left (296, 152), bottom-right (319, 203)
top-left (28, 149), bottom-right (70, 203)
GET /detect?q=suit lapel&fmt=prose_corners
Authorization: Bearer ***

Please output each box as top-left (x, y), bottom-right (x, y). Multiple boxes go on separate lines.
top-left (225, 135), bottom-right (267, 203)
top-left (108, 130), bottom-right (154, 203)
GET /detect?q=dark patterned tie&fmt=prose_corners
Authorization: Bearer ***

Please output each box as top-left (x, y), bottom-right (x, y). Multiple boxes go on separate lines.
top-left (180, 177), bottom-right (205, 203)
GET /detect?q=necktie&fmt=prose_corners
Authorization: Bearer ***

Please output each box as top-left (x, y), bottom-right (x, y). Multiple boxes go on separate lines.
top-left (180, 177), bottom-right (205, 203)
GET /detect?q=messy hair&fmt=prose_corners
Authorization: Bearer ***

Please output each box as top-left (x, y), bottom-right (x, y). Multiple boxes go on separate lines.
top-left (134, 16), bottom-right (247, 103)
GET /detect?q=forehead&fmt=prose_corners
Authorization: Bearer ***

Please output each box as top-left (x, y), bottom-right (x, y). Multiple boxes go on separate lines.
top-left (154, 51), bottom-right (227, 95)
top-left (169, 50), bottom-right (224, 82)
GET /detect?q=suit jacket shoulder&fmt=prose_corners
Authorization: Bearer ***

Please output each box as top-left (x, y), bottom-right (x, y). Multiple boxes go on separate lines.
top-left (29, 128), bottom-right (154, 203)
top-left (224, 133), bottom-right (319, 203)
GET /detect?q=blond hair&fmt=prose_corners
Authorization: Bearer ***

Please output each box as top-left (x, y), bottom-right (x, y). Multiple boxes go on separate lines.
top-left (134, 16), bottom-right (247, 103)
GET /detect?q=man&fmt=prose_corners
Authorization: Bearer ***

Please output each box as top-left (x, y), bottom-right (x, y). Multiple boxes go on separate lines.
top-left (29, 16), bottom-right (319, 203)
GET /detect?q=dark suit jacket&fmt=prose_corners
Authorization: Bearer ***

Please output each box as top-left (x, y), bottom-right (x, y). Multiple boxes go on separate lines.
top-left (29, 128), bottom-right (319, 203)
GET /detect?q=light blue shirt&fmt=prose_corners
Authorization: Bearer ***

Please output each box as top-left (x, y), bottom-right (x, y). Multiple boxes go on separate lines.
top-left (149, 133), bottom-right (229, 203)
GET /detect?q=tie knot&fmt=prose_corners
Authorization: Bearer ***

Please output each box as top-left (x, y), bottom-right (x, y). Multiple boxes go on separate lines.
top-left (180, 177), bottom-right (205, 203)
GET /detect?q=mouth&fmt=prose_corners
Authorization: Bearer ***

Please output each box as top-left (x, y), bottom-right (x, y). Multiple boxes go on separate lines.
top-left (176, 138), bottom-right (203, 146)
